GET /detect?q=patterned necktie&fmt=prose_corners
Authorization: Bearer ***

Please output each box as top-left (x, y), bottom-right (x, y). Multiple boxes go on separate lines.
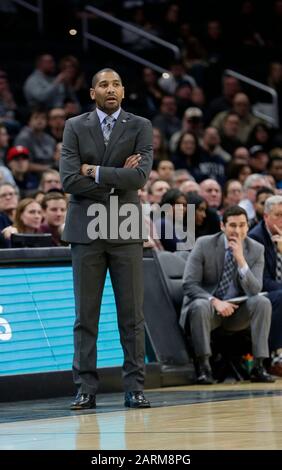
top-left (276, 250), bottom-right (282, 281)
top-left (102, 115), bottom-right (115, 145)
top-left (215, 248), bottom-right (237, 299)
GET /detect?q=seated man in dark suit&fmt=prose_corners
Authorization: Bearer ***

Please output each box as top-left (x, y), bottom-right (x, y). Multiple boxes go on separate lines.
top-left (180, 205), bottom-right (274, 384)
top-left (249, 195), bottom-right (282, 376)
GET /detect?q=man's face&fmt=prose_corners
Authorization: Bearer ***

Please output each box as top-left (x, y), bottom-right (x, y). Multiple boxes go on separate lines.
top-left (0, 184), bottom-right (18, 212)
top-left (255, 193), bottom-right (273, 219)
top-left (44, 199), bottom-right (67, 227)
top-left (90, 71), bottom-right (124, 114)
top-left (9, 156), bottom-right (29, 174)
top-left (150, 181), bottom-right (170, 204)
top-left (221, 214), bottom-right (248, 242)
top-left (42, 173), bottom-right (62, 193)
top-left (157, 161), bottom-right (174, 181)
top-left (200, 181), bottom-right (222, 208)
top-left (264, 204), bottom-right (282, 234)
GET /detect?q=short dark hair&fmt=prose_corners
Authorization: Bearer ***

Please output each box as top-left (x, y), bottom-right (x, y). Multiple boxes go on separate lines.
top-left (255, 186), bottom-right (274, 201)
top-left (222, 205), bottom-right (248, 224)
top-left (91, 68), bottom-right (122, 87)
top-left (41, 191), bottom-right (67, 210)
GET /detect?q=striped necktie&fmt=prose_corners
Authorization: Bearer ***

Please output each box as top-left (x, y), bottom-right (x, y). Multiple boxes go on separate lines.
top-left (102, 115), bottom-right (115, 145)
top-left (215, 248), bottom-right (237, 299)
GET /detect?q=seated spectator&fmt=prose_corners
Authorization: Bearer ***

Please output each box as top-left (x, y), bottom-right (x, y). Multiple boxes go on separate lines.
top-left (156, 160), bottom-right (175, 185)
top-left (172, 131), bottom-right (202, 181)
top-left (247, 123), bottom-right (274, 153)
top-left (6, 146), bottom-right (38, 197)
top-left (180, 205), bottom-right (274, 384)
top-left (180, 180), bottom-right (201, 194)
top-left (2, 198), bottom-right (43, 245)
top-left (233, 146), bottom-right (250, 165)
top-left (0, 182), bottom-right (19, 231)
top-left (172, 169), bottom-right (194, 188)
top-left (248, 145), bottom-right (269, 174)
top-left (211, 93), bottom-right (263, 144)
top-left (152, 127), bottom-right (169, 167)
top-left (155, 188), bottom-right (188, 252)
top-left (222, 180), bottom-right (244, 210)
top-left (220, 111), bottom-right (242, 155)
top-left (40, 192), bottom-right (67, 246)
top-left (187, 191), bottom-right (221, 236)
top-left (249, 196), bottom-right (282, 376)
top-left (148, 179), bottom-right (170, 207)
top-left (239, 174), bottom-right (270, 221)
top-left (0, 123), bottom-right (9, 165)
top-left (0, 71), bottom-right (21, 136)
top-left (152, 95), bottom-right (181, 142)
top-left (226, 162), bottom-right (252, 185)
top-left (23, 54), bottom-right (78, 109)
top-left (15, 109), bottom-right (56, 174)
top-left (38, 169), bottom-right (62, 193)
top-left (199, 178), bottom-right (222, 211)
top-left (268, 154), bottom-right (282, 190)
top-left (46, 107), bottom-right (66, 142)
top-left (205, 75), bottom-right (240, 124)
top-left (170, 108), bottom-right (203, 154)
top-left (249, 186), bottom-right (275, 229)
top-left (198, 127), bottom-right (228, 186)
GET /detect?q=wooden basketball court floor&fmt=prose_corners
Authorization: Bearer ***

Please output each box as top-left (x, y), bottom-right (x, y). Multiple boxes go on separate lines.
top-left (1, 380), bottom-right (282, 450)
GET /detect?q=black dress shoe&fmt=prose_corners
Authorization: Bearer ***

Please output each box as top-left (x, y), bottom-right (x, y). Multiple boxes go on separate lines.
top-left (197, 366), bottom-right (215, 385)
top-left (70, 393), bottom-right (96, 410)
top-left (124, 391), bottom-right (151, 408)
top-left (250, 366), bottom-right (275, 383)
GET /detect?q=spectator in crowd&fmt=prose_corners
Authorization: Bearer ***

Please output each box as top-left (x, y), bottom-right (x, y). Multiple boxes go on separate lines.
top-left (249, 196), bottom-right (282, 376)
top-left (169, 107), bottom-right (203, 153)
top-left (40, 192), bottom-right (67, 246)
top-left (0, 70), bottom-right (20, 136)
top-left (148, 179), bottom-right (170, 206)
top-left (152, 127), bottom-right (169, 166)
top-left (2, 197), bottom-right (42, 244)
top-left (199, 178), bottom-right (222, 210)
top-left (205, 75), bottom-right (241, 123)
top-left (156, 160), bottom-right (175, 185)
top-left (24, 54), bottom-right (78, 109)
top-left (239, 173), bottom-right (270, 221)
top-left (226, 162), bottom-right (252, 185)
top-left (268, 154), bottom-right (282, 190)
top-left (46, 107), bottom-right (66, 142)
top-left (0, 123), bottom-right (9, 165)
top-left (59, 55), bottom-right (87, 107)
top-left (155, 188), bottom-right (188, 252)
top-left (220, 111), bottom-right (242, 155)
top-left (15, 109), bottom-right (56, 174)
top-left (6, 145), bottom-right (38, 197)
top-left (248, 145), bottom-right (269, 174)
top-left (222, 180), bottom-right (244, 210)
top-left (39, 169), bottom-right (62, 193)
top-left (0, 182), bottom-right (19, 231)
top-left (247, 123), bottom-right (274, 153)
top-left (249, 186), bottom-right (275, 229)
top-left (172, 169), bottom-right (194, 188)
top-left (198, 127), bottom-right (228, 185)
top-left (152, 95), bottom-right (181, 142)
top-left (172, 131), bottom-right (201, 180)
top-left (211, 93), bottom-right (263, 144)
top-left (180, 205), bottom-right (274, 384)
top-left (233, 146), bottom-right (250, 165)
top-left (180, 180), bottom-right (201, 194)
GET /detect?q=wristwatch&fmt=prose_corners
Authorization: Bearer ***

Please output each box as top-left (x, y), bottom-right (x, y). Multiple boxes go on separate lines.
top-left (86, 166), bottom-right (96, 178)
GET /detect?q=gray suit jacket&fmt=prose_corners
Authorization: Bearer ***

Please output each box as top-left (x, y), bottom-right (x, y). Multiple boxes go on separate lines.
top-left (179, 232), bottom-right (265, 329)
top-left (60, 109), bottom-right (153, 243)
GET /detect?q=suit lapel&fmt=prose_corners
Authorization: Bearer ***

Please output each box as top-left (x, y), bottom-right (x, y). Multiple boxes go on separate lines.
top-left (215, 233), bottom-right (225, 280)
top-left (86, 110), bottom-right (106, 164)
top-left (102, 109), bottom-right (129, 166)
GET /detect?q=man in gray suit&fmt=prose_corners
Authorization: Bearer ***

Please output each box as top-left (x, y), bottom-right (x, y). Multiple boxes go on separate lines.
top-left (60, 68), bottom-right (153, 409)
top-left (180, 205), bottom-right (274, 384)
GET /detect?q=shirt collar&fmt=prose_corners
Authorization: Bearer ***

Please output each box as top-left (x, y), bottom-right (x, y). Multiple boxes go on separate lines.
top-left (96, 107), bottom-right (121, 124)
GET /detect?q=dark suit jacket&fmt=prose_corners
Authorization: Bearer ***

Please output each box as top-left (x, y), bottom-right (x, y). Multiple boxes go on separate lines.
top-left (249, 220), bottom-right (281, 292)
top-left (60, 109), bottom-right (153, 243)
top-left (179, 232), bottom-right (264, 329)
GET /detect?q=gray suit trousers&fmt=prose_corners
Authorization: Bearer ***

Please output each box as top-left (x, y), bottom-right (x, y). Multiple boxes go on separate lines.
top-left (71, 239), bottom-right (145, 394)
top-left (188, 295), bottom-right (272, 358)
